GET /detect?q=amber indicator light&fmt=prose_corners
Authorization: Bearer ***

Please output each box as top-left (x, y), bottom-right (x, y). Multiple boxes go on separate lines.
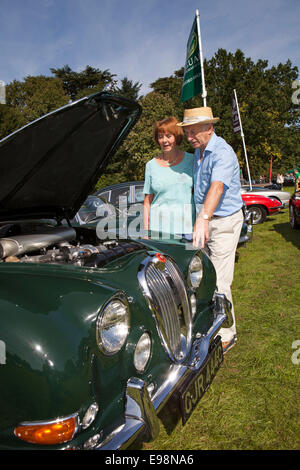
top-left (14, 416), bottom-right (76, 445)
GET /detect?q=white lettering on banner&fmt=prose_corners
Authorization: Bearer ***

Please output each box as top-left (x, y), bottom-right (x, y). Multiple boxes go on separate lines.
top-left (185, 55), bottom-right (200, 71)
top-left (182, 73), bottom-right (202, 87)
top-left (0, 340), bottom-right (6, 364)
top-left (292, 79), bottom-right (300, 105)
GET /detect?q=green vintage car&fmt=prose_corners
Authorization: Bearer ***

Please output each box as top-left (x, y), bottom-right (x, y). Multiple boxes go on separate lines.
top-left (0, 92), bottom-right (232, 450)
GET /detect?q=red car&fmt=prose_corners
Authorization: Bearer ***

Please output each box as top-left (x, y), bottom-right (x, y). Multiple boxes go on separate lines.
top-left (241, 193), bottom-right (282, 224)
top-left (289, 191), bottom-right (300, 229)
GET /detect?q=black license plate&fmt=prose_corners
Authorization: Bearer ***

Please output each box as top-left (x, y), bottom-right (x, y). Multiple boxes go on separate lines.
top-left (178, 336), bottom-right (223, 425)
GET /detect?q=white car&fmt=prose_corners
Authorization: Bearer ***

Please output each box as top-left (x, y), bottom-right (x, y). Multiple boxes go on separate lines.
top-left (241, 185), bottom-right (290, 207)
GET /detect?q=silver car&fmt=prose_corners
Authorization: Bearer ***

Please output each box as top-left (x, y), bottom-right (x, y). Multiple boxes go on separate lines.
top-left (241, 185), bottom-right (290, 207)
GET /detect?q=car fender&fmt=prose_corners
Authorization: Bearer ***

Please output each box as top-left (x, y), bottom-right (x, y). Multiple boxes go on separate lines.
top-left (0, 263), bottom-right (120, 430)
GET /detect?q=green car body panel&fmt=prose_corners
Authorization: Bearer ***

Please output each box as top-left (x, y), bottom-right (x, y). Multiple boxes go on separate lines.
top-left (0, 240), bottom-right (217, 449)
top-left (0, 93), bottom-right (230, 450)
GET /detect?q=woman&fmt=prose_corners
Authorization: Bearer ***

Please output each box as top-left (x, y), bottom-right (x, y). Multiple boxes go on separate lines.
top-left (143, 116), bottom-right (195, 238)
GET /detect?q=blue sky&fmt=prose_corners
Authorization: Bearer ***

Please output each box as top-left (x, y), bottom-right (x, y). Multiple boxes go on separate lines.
top-left (0, 0), bottom-right (299, 95)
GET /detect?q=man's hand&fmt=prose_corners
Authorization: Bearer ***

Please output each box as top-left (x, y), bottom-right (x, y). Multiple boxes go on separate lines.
top-left (193, 181), bottom-right (224, 248)
top-left (193, 215), bottom-right (210, 248)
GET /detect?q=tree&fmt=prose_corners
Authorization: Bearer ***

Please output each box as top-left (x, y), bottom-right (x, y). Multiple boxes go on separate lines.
top-left (115, 77), bottom-right (143, 101)
top-left (0, 75), bottom-right (69, 139)
top-left (0, 103), bottom-right (24, 140)
top-left (50, 65), bottom-right (117, 101)
top-left (151, 49), bottom-right (300, 177)
top-left (150, 69), bottom-right (184, 121)
top-left (95, 91), bottom-right (179, 188)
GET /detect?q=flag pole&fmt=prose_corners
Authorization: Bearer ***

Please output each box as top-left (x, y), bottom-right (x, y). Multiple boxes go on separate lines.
top-left (233, 89), bottom-right (252, 190)
top-left (195, 9), bottom-right (207, 107)
top-left (269, 156), bottom-right (273, 183)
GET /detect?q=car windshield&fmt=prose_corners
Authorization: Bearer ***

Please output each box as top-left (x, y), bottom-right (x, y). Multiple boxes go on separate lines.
top-left (76, 196), bottom-right (115, 223)
top-left (82, 196), bottom-right (106, 210)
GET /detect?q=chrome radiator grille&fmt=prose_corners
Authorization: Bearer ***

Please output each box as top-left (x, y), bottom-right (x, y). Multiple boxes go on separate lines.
top-left (139, 255), bottom-right (192, 362)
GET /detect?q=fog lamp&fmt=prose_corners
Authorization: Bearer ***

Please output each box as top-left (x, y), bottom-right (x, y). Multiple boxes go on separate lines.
top-left (188, 254), bottom-right (203, 289)
top-left (134, 332), bottom-right (151, 372)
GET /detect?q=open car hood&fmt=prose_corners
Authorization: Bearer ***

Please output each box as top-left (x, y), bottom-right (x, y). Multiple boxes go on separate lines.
top-left (0, 92), bottom-right (141, 222)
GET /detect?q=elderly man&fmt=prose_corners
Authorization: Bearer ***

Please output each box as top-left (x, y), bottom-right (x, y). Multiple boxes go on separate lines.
top-left (178, 107), bottom-right (244, 353)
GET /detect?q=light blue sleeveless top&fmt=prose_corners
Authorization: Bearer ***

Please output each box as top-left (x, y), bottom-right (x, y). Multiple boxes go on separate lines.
top-left (143, 152), bottom-right (195, 236)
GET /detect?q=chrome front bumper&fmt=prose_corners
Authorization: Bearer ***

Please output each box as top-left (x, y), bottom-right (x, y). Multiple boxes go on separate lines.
top-left (95, 293), bottom-right (231, 450)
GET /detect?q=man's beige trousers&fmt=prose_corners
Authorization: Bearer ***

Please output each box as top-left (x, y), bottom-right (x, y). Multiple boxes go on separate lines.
top-left (206, 209), bottom-right (244, 343)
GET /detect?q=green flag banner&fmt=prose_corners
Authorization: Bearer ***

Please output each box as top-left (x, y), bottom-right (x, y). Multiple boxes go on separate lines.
top-left (180, 17), bottom-right (203, 102)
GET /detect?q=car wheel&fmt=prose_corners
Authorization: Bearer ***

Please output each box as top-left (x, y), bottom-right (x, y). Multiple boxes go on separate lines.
top-left (289, 205), bottom-right (300, 229)
top-left (247, 205), bottom-right (267, 224)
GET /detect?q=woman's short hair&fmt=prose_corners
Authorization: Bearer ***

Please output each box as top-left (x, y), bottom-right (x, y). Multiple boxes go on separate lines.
top-left (154, 116), bottom-right (184, 146)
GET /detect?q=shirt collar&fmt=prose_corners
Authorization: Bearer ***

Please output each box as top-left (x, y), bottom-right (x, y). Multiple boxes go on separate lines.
top-left (195, 132), bottom-right (218, 166)
top-left (195, 132), bottom-right (217, 163)
top-left (204, 132), bottom-right (217, 154)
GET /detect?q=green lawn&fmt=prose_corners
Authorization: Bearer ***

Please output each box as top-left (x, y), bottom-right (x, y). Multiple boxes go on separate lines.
top-left (137, 199), bottom-right (300, 450)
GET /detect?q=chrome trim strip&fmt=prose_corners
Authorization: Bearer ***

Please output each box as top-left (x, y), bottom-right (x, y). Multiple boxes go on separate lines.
top-left (19, 412), bottom-right (79, 427)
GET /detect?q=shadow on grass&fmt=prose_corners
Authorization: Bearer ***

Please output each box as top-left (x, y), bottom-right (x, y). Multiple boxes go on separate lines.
top-left (127, 399), bottom-right (182, 450)
top-left (272, 221), bottom-right (300, 250)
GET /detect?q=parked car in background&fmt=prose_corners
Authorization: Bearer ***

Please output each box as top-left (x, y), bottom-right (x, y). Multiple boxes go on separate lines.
top-left (241, 193), bottom-right (282, 224)
top-left (0, 92), bottom-right (232, 450)
top-left (94, 181), bottom-right (145, 205)
top-left (95, 181), bottom-right (253, 245)
top-left (240, 185), bottom-right (290, 207)
top-left (289, 191), bottom-right (300, 229)
top-left (72, 195), bottom-right (115, 225)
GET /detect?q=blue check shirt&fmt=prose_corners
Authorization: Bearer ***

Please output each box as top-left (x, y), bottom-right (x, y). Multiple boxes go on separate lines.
top-left (193, 133), bottom-right (243, 216)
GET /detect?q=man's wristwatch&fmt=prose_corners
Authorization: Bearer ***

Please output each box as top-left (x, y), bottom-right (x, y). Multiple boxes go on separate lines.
top-left (200, 212), bottom-right (211, 221)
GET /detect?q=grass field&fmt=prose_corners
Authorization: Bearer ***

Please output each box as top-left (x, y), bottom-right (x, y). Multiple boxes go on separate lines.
top-left (138, 193), bottom-right (300, 451)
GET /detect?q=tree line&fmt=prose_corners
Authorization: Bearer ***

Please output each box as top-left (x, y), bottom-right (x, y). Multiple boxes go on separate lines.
top-left (0, 48), bottom-right (299, 189)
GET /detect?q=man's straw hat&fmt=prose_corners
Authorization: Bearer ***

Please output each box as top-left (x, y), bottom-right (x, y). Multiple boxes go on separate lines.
top-left (177, 107), bottom-right (219, 126)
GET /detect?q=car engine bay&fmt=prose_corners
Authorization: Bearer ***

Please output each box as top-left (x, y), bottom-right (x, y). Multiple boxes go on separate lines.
top-left (0, 223), bottom-right (144, 267)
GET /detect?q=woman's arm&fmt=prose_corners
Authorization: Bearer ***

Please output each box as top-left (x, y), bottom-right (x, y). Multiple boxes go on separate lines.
top-left (143, 194), bottom-right (154, 232)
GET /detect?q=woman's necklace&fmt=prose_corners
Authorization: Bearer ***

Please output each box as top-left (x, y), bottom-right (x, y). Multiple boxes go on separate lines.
top-left (163, 151), bottom-right (181, 166)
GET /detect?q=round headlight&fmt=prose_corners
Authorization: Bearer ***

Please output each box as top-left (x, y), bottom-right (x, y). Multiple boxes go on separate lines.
top-left (189, 254), bottom-right (203, 289)
top-left (96, 299), bottom-right (129, 354)
top-left (134, 332), bottom-right (151, 372)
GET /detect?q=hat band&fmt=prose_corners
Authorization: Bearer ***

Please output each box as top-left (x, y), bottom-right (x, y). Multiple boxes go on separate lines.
top-left (183, 115), bottom-right (213, 124)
